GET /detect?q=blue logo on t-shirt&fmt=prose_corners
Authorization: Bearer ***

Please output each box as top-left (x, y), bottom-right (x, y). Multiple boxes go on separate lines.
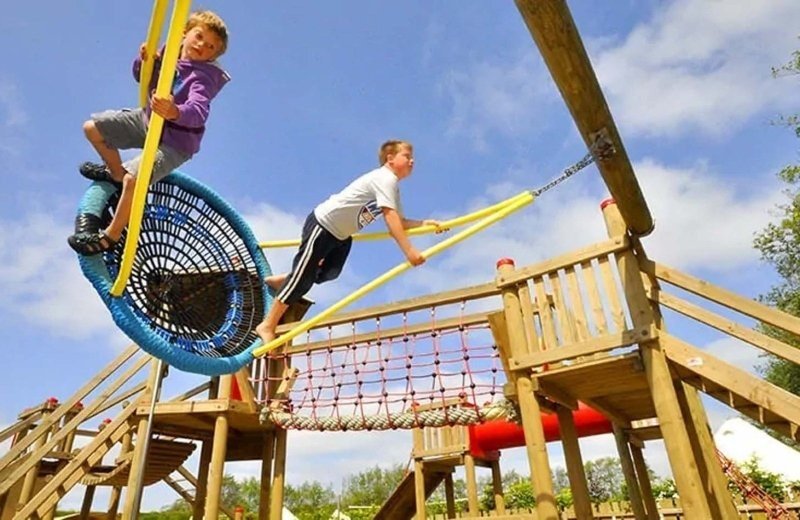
top-left (357, 201), bottom-right (381, 229)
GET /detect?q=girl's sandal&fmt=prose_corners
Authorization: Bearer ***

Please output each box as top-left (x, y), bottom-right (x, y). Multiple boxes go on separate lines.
top-left (67, 230), bottom-right (119, 256)
top-left (79, 162), bottom-right (120, 185)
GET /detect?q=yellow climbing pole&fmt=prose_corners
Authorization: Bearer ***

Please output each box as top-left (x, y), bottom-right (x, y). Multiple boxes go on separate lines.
top-left (110, 0), bottom-right (192, 297)
top-left (259, 191), bottom-right (532, 249)
top-left (251, 190), bottom-right (535, 358)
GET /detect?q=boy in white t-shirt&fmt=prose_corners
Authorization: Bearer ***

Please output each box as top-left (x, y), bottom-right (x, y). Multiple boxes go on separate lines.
top-left (255, 140), bottom-right (445, 345)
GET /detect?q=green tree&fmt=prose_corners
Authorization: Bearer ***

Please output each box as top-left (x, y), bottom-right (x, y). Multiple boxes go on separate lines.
top-left (753, 43), bottom-right (800, 397)
top-left (284, 481), bottom-right (337, 520)
top-left (584, 457), bottom-right (624, 504)
top-left (651, 477), bottom-right (678, 500)
top-left (339, 463), bottom-right (406, 519)
top-left (736, 456), bottom-right (787, 502)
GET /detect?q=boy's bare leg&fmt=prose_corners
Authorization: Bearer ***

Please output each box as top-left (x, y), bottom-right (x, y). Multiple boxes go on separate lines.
top-left (83, 121), bottom-right (128, 181)
top-left (265, 274), bottom-right (288, 291)
top-left (255, 299), bottom-right (289, 345)
top-left (104, 174), bottom-right (136, 241)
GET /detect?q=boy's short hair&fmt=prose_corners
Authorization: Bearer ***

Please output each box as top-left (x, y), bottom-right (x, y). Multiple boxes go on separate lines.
top-left (186, 10), bottom-right (229, 56)
top-left (379, 140), bottom-right (413, 165)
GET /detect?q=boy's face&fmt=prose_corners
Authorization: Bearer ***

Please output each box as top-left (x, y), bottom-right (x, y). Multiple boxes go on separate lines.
top-left (386, 146), bottom-right (414, 179)
top-left (181, 25), bottom-right (223, 62)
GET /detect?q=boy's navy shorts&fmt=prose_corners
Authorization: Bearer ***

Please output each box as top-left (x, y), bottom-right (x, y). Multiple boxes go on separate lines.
top-left (275, 212), bottom-right (352, 305)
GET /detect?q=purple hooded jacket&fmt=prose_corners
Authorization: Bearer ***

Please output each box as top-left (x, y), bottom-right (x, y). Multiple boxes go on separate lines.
top-left (132, 54), bottom-right (230, 157)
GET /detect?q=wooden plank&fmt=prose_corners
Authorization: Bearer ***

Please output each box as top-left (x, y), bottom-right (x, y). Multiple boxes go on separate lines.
top-left (662, 333), bottom-right (800, 429)
top-left (0, 345), bottom-right (142, 476)
top-left (15, 405), bottom-right (136, 519)
top-left (643, 259), bottom-right (800, 338)
top-left (565, 266), bottom-right (590, 342)
top-left (233, 367), bottom-right (258, 414)
top-left (653, 289), bottom-right (800, 366)
top-left (497, 236), bottom-right (629, 287)
top-left (512, 328), bottom-right (650, 370)
top-left (581, 261), bottom-right (609, 335)
top-left (598, 256), bottom-right (626, 332)
top-left (533, 276), bottom-right (559, 350)
top-left (284, 311), bottom-right (491, 354)
top-left (277, 281), bottom-right (499, 333)
top-left (518, 283), bottom-right (541, 355)
top-left (514, 0), bottom-right (653, 235)
top-left (549, 271), bottom-right (576, 345)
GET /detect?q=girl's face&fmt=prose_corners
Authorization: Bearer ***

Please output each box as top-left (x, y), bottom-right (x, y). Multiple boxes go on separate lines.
top-left (181, 25), bottom-right (223, 62)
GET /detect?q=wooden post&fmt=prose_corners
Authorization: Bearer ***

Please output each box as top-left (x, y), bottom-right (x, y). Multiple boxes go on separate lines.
top-left (266, 300), bottom-right (312, 520)
top-left (514, 0), bottom-right (653, 236)
top-left (490, 459), bottom-right (506, 515)
top-left (205, 373), bottom-right (233, 519)
top-left (601, 200), bottom-right (712, 518)
top-left (496, 259), bottom-right (559, 519)
top-left (556, 406), bottom-right (593, 519)
top-left (193, 438), bottom-right (214, 520)
top-left (613, 425), bottom-right (646, 519)
top-left (107, 425), bottom-right (133, 520)
top-left (122, 359), bottom-right (162, 520)
top-left (674, 383), bottom-right (739, 519)
top-left (443, 473), bottom-right (456, 519)
top-left (16, 410), bottom-right (50, 511)
top-left (80, 485), bottom-right (97, 519)
top-left (629, 444), bottom-right (659, 520)
top-left (259, 432), bottom-right (275, 520)
top-left (464, 453), bottom-right (480, 515)
top-left (634, 226), bottom-right (740, 520)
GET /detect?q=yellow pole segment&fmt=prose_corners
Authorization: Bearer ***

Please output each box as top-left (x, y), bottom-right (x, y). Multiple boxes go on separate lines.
top-left (110, 0), bottom-right (192, 297)
top-left (259, 191), bottom-right (531, 249)
top-left (139, 0), bottom-right (170, 107)
top-left (252, 191), bottom-right (535, 358)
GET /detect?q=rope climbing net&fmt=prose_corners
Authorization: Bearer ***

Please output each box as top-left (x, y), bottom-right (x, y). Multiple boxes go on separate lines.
top-left (253, 298), bottom-right (514, 431)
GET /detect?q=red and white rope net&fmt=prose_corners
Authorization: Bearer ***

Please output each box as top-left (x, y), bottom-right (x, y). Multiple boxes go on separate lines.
top-left (251, 304), bottom-right (514, 431)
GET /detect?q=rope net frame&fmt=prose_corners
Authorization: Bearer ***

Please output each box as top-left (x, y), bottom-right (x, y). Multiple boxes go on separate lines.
top-left (253, 295), bottom-right (514, 431)
top-left (74, 173), bottom-right (272, 376)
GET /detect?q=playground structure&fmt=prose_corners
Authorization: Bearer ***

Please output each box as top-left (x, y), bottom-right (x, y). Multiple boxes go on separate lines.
top-left (4, 1), bottom-right (800, 519)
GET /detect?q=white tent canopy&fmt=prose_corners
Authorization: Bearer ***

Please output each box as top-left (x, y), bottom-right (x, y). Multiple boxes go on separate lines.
top-left (714, 417), bottom-right (800, 482)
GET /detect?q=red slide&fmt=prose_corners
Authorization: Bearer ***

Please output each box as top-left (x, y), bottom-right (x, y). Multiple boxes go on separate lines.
top-left (468, 402), bottom-right (611, 458)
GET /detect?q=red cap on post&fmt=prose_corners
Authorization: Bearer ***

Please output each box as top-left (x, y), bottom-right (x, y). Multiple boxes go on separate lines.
top-left (600, 198), bottom-right (616, 210)
top-left (496, 258), bottom-right (515, 268)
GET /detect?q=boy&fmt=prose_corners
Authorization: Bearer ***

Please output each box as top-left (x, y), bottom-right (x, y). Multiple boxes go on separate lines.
top-left (68, 10), bottom-right (230, 255)
top-left (255, 140), bottom-right (445, 345)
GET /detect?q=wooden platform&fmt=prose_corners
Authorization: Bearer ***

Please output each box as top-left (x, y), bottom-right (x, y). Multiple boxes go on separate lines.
top-left (537, 353), bottom-right (656, 430)
top-left (137, 398), bottom-right (272, 442)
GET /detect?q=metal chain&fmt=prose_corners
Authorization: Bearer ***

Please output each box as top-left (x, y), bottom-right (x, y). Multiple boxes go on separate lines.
top-left (531, 128), bottom-right (616, 197)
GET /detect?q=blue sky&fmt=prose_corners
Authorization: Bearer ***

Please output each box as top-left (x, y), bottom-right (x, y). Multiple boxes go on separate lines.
top-left (2, 0), bottom-right (799, 512)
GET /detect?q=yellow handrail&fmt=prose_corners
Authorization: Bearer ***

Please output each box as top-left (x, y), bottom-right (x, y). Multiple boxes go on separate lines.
top-left (251, 191), bottom-right (535, 358)
top-left (111, 0), bottom-right (192, 297)
top-left (139, 0), bottom-right (170, 108)
top-left (259, 191), bottom-right (531, 249)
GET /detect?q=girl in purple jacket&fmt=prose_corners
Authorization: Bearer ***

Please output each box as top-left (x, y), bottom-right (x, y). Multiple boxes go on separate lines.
top-left (69, 10), bottom-right (230, 255)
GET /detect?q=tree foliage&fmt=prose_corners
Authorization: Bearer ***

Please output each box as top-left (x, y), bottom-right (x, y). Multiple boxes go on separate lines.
top-left (584, 457), bottom-right (625, 503)
top-left (754, 43), bottom-right (800, 396)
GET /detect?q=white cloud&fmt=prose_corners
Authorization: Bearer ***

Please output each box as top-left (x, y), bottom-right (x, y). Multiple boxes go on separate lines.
top-left (0, 212), bottom-right (120, 341)
top-left (594, 0), bottom-right (800, 137)
top-left (635, 159), bottom-right (782, 271)
top-left (437, 53), bottom-right (556, 150)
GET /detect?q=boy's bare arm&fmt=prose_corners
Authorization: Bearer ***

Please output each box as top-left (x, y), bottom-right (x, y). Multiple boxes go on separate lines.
top-left (383, 207), bottom-right (425, 266)
top-left (401, 217), bottom-right (448, 233)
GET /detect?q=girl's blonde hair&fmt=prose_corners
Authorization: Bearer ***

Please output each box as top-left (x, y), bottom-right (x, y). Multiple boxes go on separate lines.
top-left (378, 140), bottom-right (413, 165)
top-left (186, 10), bottom-right (229, 56)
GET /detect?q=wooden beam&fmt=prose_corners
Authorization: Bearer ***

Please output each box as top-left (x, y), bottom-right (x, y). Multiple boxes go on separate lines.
top-left (496, 236), bottom-right (628, 288)
top-left (515, 0), bottom-right (653, 236)
top-left (512, 328), bottom-right (652, 370)
top-left (642, 258), bottom-right (800, 338)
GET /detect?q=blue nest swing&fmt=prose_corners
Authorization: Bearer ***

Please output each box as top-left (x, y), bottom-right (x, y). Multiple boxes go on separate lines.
top-left (73, 173), bottom-right (271, 376)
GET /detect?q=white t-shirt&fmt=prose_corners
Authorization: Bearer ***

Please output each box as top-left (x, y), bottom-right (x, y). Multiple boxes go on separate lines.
top-left (314, 166), bottom-right (403, 240)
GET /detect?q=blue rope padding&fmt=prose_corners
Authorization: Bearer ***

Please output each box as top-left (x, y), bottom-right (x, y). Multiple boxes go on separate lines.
top-left (75, 172), bottom-right (272, 376)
